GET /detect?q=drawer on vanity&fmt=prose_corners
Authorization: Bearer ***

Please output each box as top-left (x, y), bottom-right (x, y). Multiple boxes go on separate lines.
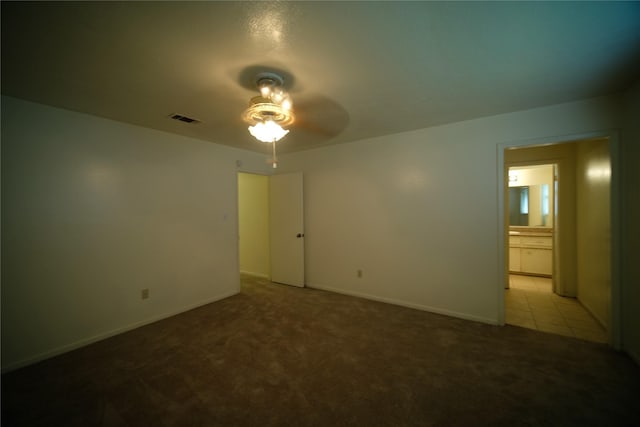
top-left (520, 236), bottom-right (552, 248)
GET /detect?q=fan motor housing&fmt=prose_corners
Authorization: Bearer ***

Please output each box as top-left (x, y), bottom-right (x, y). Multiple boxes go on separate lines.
top-left (242, 96), bottom-right (295, 127)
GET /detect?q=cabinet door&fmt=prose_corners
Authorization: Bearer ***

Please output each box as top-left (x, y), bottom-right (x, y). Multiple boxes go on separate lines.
top-left (521, 248), bottom-right (552, 275)
top-left (509, 247), bottom-right (521, 272)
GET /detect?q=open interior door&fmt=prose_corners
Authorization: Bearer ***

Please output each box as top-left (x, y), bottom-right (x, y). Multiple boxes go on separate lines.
top-left (270, 172), bottom-right (304, 287)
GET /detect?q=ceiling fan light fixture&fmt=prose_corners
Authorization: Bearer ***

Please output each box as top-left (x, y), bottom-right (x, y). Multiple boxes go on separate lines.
top-left (281, 96), bottom-right (292, 111)
top-left (272, 90), bottom-right (284, 103)
top-left (242, 96), bottom-right (295, 127)
top-left (248, 120), bottom-right (289, 143)
top-left (243, 72), bottom-right (294, 128)
top-left (242, 72), bottom-right (294, 167)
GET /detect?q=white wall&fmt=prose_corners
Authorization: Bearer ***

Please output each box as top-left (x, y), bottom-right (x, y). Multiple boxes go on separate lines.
top-left (3, 90), bottom-right (637, 368)
top-left (621, 81), bottom-right (640, 364)
top-left (238, 173), bottom-right (270, 278)
top-left (576, 139), bottom-right (611, 329)
top-left (278, 96), bottom-right (620, 325)
top-left (1, 96), bottom-right (271, 371)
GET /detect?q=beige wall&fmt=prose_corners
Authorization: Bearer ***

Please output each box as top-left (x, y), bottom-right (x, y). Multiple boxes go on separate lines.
top-left (508, 165), bottom-right (554, 227)
top-left (238, 173), bottom-right (270, 278)
top-left (509, 165), bottom-right (554, 188)
top-left (576, 139), bottom-right (611, 329)
top-left (1, 96), bottom-right (271, 371)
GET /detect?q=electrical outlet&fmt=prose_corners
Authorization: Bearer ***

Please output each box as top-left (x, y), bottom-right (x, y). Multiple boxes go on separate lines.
top-left (141, 288), bottom-right (149, 300)
top-left (357, 269), bottom-right (363, 278)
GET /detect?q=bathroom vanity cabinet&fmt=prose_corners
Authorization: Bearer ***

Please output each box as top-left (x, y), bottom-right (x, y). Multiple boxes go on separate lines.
top-left (509, 232), bottom-right (552, 276)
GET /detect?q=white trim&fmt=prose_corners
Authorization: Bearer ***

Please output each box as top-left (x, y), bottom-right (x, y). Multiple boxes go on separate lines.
top-left (308, 283), bottom-right (500, 326)
top-left (496, 143), bottom-right (507, 325)
top-left (1, 290), bottom-right (239, 373)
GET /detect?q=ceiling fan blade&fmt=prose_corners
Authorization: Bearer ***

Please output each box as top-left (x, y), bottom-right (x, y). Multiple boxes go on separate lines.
top-left (292, 94), bottom-right (350, 138)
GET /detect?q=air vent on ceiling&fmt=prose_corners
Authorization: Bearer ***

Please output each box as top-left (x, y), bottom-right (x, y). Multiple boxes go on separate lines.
top-left (169, 113), bottom-right (200, 124)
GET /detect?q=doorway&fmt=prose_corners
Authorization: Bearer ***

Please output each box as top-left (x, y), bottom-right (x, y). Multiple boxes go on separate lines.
top-left (507, 164), bottom-right (555, 285)
top-left (238, 172), bottom-right (270, 279)
top-left (501, 137), bottom-right (615, 345)
top-left (237, 171), bottom-right (305, 287)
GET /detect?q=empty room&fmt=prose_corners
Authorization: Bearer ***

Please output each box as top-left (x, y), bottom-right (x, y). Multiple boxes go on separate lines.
top-left (2, 2), bottom-right (640, 426)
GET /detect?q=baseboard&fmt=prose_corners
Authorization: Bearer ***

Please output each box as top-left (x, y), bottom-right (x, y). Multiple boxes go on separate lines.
top-left (307, 283), bottom-right (499, 326)
top-left (240, 270), bottom-right (270, 279)
top-left (626, 348), bottom-right (640, 367)
top-left (1, 290), bottom-right (239, 373)
top-left (577, 297), bottom-right (608, 330)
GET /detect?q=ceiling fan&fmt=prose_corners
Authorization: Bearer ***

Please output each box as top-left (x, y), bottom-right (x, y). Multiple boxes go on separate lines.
top-left (238, 65), bottom-right (350, 166)
top-left (242, 72), bottom-right (294, 168)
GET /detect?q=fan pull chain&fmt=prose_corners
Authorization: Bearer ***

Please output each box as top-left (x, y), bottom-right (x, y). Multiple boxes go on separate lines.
top-left (272, 139), bottom-right (278, 168)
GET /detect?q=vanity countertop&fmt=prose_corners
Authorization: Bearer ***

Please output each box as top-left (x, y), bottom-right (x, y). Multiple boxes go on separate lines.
top-left (509, 231), bottom-right (553, 237)
top-left (509, 227), bottom-right (553, 237)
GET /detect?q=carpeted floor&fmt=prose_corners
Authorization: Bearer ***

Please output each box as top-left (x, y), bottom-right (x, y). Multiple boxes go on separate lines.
top-left (2, 275), bottom-right (639, 426)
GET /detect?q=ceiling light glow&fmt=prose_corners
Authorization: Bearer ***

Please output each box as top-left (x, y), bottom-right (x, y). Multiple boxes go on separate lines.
top-left (248, 120), bottom-right (289, 143)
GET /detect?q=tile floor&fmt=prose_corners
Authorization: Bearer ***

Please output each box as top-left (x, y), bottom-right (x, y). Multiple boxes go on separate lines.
top-left (505, 274), bottom-right (608, 343)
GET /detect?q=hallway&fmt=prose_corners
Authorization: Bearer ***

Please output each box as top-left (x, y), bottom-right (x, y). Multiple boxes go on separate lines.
top-left (505, 274), bottom-right (607, 343)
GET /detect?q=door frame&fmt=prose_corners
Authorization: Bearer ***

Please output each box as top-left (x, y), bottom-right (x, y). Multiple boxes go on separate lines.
top-left (497, 130), bottom-right (621, 349)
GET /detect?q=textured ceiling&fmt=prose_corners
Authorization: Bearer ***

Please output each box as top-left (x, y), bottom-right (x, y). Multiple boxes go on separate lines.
top-left (2, 1), bottom-right (639, 154)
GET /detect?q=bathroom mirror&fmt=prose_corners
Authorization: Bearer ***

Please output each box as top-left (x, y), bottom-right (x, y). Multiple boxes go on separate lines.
top-left (509, 184), bottom-right (551, 227)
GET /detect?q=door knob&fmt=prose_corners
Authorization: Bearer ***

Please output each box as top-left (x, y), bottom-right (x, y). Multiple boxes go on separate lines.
top-left (296, 233), bottom-right (304, 238)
